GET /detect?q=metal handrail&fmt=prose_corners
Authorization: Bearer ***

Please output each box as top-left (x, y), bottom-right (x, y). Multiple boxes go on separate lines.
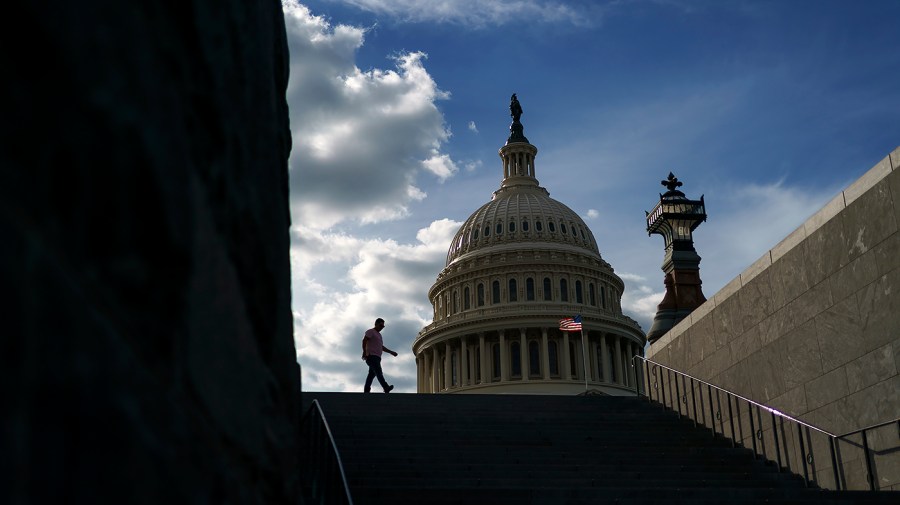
top-left (299, 400), bottom-right (354, 505)
top-left (632, 356), bottom-right (900, 492)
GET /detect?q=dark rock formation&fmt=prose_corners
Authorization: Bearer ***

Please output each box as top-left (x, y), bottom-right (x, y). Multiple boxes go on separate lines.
top-left (1, 1), bottom-right (299, 503)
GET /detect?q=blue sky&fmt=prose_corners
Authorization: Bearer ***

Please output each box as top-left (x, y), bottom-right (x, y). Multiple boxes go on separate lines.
top-left (284, 0), bottom-right (900, 392)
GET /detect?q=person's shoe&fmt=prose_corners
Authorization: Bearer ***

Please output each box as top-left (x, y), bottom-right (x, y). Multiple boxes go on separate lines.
top-left (384, 385), bottom-right (394, 393)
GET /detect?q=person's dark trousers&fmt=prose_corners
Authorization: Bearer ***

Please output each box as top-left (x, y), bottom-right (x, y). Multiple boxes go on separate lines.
top-left (364, 355), bottom-right (390, 392)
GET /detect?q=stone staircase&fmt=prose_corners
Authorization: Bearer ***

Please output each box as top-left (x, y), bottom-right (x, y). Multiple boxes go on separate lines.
top-left (301, 392), bottom-right (894, 505)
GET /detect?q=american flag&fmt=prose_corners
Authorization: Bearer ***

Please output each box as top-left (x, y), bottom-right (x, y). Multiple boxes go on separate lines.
top-left (559, 315), bottom-right (583, 332)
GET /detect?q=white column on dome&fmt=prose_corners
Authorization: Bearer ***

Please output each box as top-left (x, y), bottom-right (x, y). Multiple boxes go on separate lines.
top-left (519, 328), bottom-right (528, 381)
top-left (424, 352), bottom-right (432, 393)
top-left (432, 346), bottom-right (439, 392)
top-left (444, 342), bottom-right (452, 389)
top-left (541, 327), bottom-right (550, 380)
top-left (600, 333), bottom-right (610, 383)
top-left (626, 341), bottom-right (636, 387)
top-left (461, 336), bottom-right (469, 387)
top-left (499, 331), bottom-right (508, 382)
top-left (416, 354), bottom-right (422, 393)
top-left (614, 336), bottom-right (623, 386)
top-left (479, 332), bottom-right (487, 384)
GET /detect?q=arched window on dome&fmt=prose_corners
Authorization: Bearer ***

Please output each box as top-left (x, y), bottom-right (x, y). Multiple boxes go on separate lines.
top-left (526, 278), bottom-right (535, 301)
top-left (446, 294), bottom-right (450, 317)
top-left (548, 221), bottom-right (556, 232)
top-left (529, 340), bottom-right (541, 377)
top-left (496, 222), bottom-right (503, 235)
top-left (601, 286), bottom-right (607, 309)
top-left (560, 278), bottom-right (569, 302)
top-left (464, 286), bottom-right (471, 310)
top-left (508, 221), bottom-right (516, 233)
top-left (492, 280), bottom-right (500, 304)
top-left (522, 220), bottom-right (529, 232)
top-left (548, 340), bottom-right (559, 376)
top-left (535, 220), bottom-right (543, 232)
top-left (575, 280), bottom-right (583, 304)
top-left (452, 290), bottom-right (459, 313)
top-left (589, 283), bottom-right (596, 306)
top-left (484, 224), bottom-right (490, 237)
top-left (581, 228), bottom-right (587, 240)
top-left (438, 296), bottom-right (443, 319)
top-left (477, 283), bottom-right (485, 307)
top-left (473, 228), bottom-right (479, 240)
top-left (543, 277), bottom-right (552, 301)
top-left (492, 344), bottom-right (501, 380)
top-left (510, 341), bottom-right (522, 378)
top-left (508, 278), bottom-right (517, 302)
top-left (561, 223), bottom-right (568, 235)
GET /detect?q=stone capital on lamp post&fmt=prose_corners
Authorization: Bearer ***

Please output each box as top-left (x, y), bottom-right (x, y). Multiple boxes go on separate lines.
top-left (645, 172), bottom-right (707, 343)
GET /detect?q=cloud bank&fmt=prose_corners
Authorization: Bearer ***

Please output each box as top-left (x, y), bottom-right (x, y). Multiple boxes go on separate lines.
top-left (284, 1), bottom-right (454, 230)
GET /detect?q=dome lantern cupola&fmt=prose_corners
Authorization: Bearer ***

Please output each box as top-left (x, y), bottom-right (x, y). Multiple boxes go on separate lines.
top-left (498, 93), bottom-right (540, 191)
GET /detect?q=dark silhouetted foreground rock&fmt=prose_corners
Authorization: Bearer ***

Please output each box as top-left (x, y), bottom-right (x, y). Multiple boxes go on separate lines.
top-left (1, 1), bottom-right (299, 503)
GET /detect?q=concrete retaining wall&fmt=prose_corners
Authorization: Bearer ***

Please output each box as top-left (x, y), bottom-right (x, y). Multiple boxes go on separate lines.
top-left (646, 146), bottom-right (900, 489)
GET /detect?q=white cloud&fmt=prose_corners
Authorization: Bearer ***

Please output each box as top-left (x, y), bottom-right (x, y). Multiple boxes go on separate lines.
top-left (586, 209), bottom-right (599, 219)
top-left (283, 1), bottom-right (457, 230)
top-left (468, 120), bottom-right (479, 133)
top-left (334, 0), bottom-right (591, 27)
top-left (463, 160), bottom-right (483, 172)
top-left (422, 152), bottom-right (459, 181)
top-left (292, 219), bottom-right (461, 391)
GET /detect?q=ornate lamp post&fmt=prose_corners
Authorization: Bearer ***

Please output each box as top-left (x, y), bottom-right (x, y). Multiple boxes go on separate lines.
top-left (645, 173), bottom-right (707, 343)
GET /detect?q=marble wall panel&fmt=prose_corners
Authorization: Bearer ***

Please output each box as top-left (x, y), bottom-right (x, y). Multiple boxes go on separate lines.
top-left (841, 178), bottom-right (897, 263)
top-left (858, 268), bottom-right (900, 353)
top-left (758, 306), bottom-right (796, 348)
top-left (804, 366), bottom-right (849, 411)
top-left (888, 163), bottom-right (900, 238)
top-left (787, 280), bottom-right (833, 327)
top-left (737, 268), bottom-right (774, 330)
top-left (804, 214), bottom-right (850, 286)
top-left (872, 231), bottom-right (900, 277)
top-left (729, 325), bottom-right (761, 364)
top-left (771, 243), bottom-right (813, 308)
top-left (782, 320), bottom-right (823, 391)
top-left (814, 296), bottom-right (866, 373)
top-left (828, 250), bottom-right (879, 305)
top-left (769, 384), bottom-right (808, 418)
top-left (845, 343), bottom-right (897, 394)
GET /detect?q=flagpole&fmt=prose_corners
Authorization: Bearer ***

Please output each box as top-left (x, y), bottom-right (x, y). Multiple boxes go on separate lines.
top-left (580, 327), bottom-right (588, 393)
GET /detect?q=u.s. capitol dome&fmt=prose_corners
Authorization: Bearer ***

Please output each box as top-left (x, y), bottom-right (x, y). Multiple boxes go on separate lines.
top-left (413, 96), bottom-right (645, 394)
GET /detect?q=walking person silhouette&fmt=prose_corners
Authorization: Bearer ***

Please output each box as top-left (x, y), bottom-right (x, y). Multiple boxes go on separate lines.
top-left (362, 318), bottom-right (398, 393)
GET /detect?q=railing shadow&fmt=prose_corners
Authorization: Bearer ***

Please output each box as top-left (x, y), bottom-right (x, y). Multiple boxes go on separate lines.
top-left (299, 400), bottom-right (354, 505)
top-left (633, 356), bottom-right (899, 491)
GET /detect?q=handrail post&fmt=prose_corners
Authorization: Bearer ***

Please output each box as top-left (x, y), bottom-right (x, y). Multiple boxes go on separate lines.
top-left (797, 423), bottom-right (809, 487)
top-left (830, 437), bottom-right (841, 491)
top-left (690, 377), bottom-right (699, 427)
top-left (673, 370), bottom-right (681, 419)
top-left (748, 402), bottom-right (758, 458)
top-left (861, 430), bottom-right (875, 491)
top-left (756, 407), bottom-right (766, 461)
top-left (771, 412), bottom-right (782, 471)
top-left (707, 384), bottom-right (716, 436)
top-left (727, 395), bottom-right (736, 448)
